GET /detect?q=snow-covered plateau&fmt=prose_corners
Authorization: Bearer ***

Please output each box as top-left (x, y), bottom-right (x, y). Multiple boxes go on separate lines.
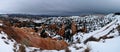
top-left (0, 14), bottom-right (120, 52)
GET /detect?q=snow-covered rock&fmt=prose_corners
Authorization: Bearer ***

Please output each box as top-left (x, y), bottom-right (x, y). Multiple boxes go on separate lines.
top-left (0, 14), bottom-right (120, 52)
top-left (0, 31), bottom-right (20, 52)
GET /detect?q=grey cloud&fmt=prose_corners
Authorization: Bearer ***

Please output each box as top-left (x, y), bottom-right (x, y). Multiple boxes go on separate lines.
top-left (0, 0), bottom-right (120, 15)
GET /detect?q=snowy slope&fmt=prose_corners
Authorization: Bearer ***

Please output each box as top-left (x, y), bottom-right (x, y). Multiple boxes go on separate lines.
top-left (88, 36), bottom-right (120, 52)
top-left (0, 31), bottom-right (19, 52)
top-left (87, 15), bottom-right (120, 52)
top-left (71, 14), bottom-right (120, 52)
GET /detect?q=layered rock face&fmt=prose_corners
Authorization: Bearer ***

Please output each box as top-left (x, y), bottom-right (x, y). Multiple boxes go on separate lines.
top-left (1, 25), bottom-right (68, 50)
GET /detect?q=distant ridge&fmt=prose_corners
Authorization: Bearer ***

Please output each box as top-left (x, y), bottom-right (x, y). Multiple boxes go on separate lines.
top-left (0, 14), bottom-right (71, 18)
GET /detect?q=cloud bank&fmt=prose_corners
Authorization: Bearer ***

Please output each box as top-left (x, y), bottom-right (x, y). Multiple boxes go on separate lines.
top-left (0, 0), bottom-right (120, 15)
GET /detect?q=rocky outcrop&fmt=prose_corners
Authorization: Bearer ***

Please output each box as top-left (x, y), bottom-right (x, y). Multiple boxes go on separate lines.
top-left (57, 23), bottom-right (65, 37)
top-left (30, 37), bottom-right (68, 50)
top-left (1, 26), bottom-right (68, 50)
top-left (48, 24), bottom-right (58, 31)
top-left (71, 21), bottom-right (77, 35)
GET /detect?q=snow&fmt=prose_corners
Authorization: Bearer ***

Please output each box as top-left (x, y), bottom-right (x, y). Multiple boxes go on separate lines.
top-left (33, 20), bottom-right (42, 23)
top-left (71, 14), bottom-right (120, 52)
top-left (0, 23), bottom-right (3, 26)
top-left (93, 21), bottom-right (117, 39)
top-left (73, 32), bottom-right (84, 43)
top-left (68, 46), bottom-right (76, 52)
top-left (86, 15), bottom-right (120, 52)
top-left (0, 31), bottom-right (15, 52)
top-left (82, 19), bottom-right (117, 42)
top-left (115, 15), bottom-right (120, 25)
top-left (107, 29), bottom-right (119, 37)
top-left (25, 47), bottom-right (41, 52)
top-left (87, 36), bottom-right (120, 52)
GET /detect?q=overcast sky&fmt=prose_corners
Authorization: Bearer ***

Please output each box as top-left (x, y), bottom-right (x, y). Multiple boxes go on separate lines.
top-left (0, 0), bottom-right (120, 15)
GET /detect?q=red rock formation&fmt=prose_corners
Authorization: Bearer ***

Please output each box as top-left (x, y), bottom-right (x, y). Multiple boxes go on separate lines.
top-left (57, 23), bottom-right (65, 37)
top-left (48, 24), bottom-right (58, 31)
top-left (81, 27), bottom-right (87, 33)
top-left (71, 21), bottom-right (77, 35)
top-left (1, 26), bottom-right (68, 50)
top-left (30, 37), bottom-right (68, 50)
top-left (14, 23), bottom-right (20, 27)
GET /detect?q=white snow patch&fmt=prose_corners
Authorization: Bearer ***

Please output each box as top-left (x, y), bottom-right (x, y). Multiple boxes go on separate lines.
top-left (87, 36), bottom-right (120, 52)
top-left (0, 31), bottom-right (16, 52)
top-left (0, 23), bottom-right (3, 26)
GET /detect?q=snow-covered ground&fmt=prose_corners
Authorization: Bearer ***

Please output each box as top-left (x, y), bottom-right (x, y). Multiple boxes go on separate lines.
top-left (0, 14), bottom-right (120, 52)
top-left (87, 15), bottom-right (120, 52)
top-left (71, 14), bottom-right (120, 52)
top-left (0, 31), bottom-right (20, 52)
top-left (88, 36), bottom-right (120, 52)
